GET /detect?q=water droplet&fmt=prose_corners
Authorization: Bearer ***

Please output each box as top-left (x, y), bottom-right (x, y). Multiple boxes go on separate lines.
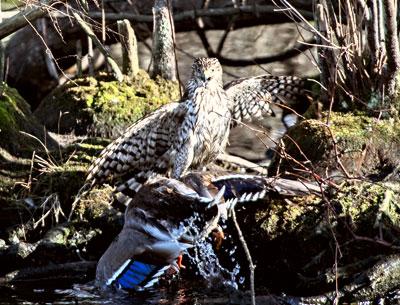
top-left (184, 221), bottom-right (241, 290)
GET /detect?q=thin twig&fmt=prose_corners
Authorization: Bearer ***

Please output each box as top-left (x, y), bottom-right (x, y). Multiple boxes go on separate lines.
top-left (167, 0), bottom-right (182, 95)
top-left (23, 14), bottom-right (72, 85)
top-left (231, 207), bottom-right (256, 305)
top-left (0, 0), bottom-right (65, 39)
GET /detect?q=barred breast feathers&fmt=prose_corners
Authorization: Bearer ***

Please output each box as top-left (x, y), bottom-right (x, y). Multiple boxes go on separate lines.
top-left (171, 78), bottom-right (231, 178)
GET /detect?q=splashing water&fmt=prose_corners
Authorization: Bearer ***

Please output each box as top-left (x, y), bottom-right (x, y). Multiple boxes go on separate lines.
top-left (190, 237), bottom-right (240, 289)
top-left (183, 216), bottom-right (242, 290)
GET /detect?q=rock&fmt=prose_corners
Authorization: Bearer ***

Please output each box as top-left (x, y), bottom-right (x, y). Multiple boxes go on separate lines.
top-left (34, 71), bottom-right (180, 138)
top-left (269, 112), bottom-right (400, 181)
top-left (4, 17), bottom-right (87, 109)
top-left (0, 137), bottom-right (123, 278)
top-left (231, 180), bottom-right (400, 296)
top-left (0, 83), bottom-right (57, 156)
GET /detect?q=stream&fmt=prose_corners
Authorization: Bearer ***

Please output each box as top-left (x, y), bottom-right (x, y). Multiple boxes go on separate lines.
top-left (0, 281), bottom-right (252, 305)
top-left (2, 283), bottom-right (400, 305)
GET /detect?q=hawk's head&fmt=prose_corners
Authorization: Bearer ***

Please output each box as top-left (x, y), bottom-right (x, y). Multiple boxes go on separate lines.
top-left (190, 57), bottom-right (223, 88)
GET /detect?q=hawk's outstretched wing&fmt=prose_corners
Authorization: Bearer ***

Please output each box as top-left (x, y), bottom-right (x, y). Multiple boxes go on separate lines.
top-left (224, 75), bottom-right (309, 125)
top-left (86, 102), bottom-right (187, 193)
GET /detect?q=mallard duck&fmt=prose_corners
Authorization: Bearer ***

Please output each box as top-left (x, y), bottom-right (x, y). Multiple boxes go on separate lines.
top-left (95, 171), bottom-right (321, 291)
top-left (95, 177), bottom-right (226, 291)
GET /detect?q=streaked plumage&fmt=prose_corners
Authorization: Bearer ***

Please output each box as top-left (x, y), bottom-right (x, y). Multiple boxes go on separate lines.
top-left (95, 177), bottom-right (226, 291)
top-left (87, 58), bottom-right (230, 195)
top-left (86, 58), bottom-right (309, 195)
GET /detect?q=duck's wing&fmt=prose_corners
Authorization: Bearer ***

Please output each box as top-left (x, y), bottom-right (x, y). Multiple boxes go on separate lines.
top-left (183, 172), bottom-right (322, 206)
top-left (224, 75), bottom-right (309, 125)
top-left (97, 216), bottom-right (190, 291)
top-left (212, 174), bottom-right (322, 200)
top-left (104, 230), bottom-right (188, 291)
top-left (105, 257), bottom-right (173, 291)
top-left (86, 102), bottom-right (187, 194)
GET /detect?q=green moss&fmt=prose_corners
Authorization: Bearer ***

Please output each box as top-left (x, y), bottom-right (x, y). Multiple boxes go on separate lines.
top-left (330, 113), bottom-right (370, 142)
top-left (1, 0), bottom-right (22, 10)
top-left (0, 104), bottom-right (16, 129)
top-left (76, 185), bottom-right (114, 220)
top-left (254, 195), bottom-right (321, 239)
top-left (41, 139), bottom-right (109, 210)
top-left (279, 119), bottom-right (333, 165)
top-left (62, 140), bottom-right (110, 165)
top-left (301, 119), bottom-right (332, 158)
top-left (337, 182), bottom-right (383, 223)
top-left (32, 160), bottom-right (88, 206)
top-left (0, 83), bottom-right (56, 155)
top-left (35, 71), bottom-right (180, 138)
top-left (0, 84), bottom-right (26, 131)
top-left (271, 112), bottom-right (400, 178)
top-left (292, 112), bottom-right (400, 155)
top-left (90, 71), bottom-right (179, 136)
top-left (334, 181), bottom-right (400, 230)
top-left (329, 112), bottom-right (399, 144)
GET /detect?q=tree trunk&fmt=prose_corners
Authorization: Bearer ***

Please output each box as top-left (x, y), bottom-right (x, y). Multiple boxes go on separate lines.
top-left (150, 0), bottom-right (177, 81)
top-left (383, 0), bottom-right (400, 100)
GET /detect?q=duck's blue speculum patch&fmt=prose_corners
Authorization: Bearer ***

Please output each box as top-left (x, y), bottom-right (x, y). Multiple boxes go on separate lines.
top-left (108, 259), bottom-right (171, 291)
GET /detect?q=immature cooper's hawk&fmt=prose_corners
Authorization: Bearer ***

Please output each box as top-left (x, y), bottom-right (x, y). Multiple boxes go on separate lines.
top-left (86, 58), bottom-right (307, 196)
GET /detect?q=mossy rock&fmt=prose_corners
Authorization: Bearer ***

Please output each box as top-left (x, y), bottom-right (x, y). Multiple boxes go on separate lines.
top-left (237, 180), bottom-right (400, 295)
top-left (0, 137), bottom-right (108, 242)
top-left (29, 138), bottom-right (110, 215)
top-left (270, 112), bottom-right (400, 180)
top-left (0, 83), bottom-right (57, 156)
top-left (34, 71), bottom-right (180, 138)
top-left (0, 135), bottom-right (122, 276)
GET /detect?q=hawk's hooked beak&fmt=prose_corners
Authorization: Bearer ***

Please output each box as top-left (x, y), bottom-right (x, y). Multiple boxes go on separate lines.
top-left (202, 70), bottom-right (213, 83)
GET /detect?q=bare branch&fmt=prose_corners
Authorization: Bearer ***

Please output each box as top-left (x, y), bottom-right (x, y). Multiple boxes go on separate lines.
top-left (72, 12), bottom-right (123, 82)
top-left (87, 5), bottom-right (313, 23)
top-left (0, 0), bottom-right (63, 40)
top-left (217, 153), bottom-right (268, 175)
top-left (231, 207), bottom-right (256, 305)
top-left (367, 0), bottom-right (383, 77)
top-left (315, 2), bottom-right (335, 106)
top-left (217, 37), bottom-right (316, 67)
